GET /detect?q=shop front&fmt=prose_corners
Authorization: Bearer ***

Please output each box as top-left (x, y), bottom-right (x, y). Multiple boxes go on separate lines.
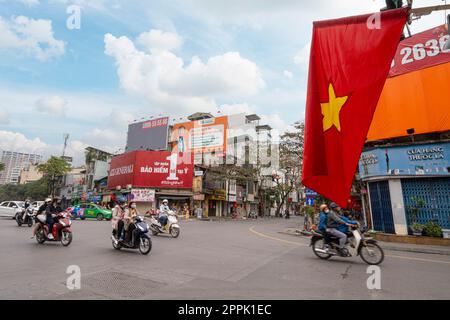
top-left (359, 141), bottom-right (450, 235)
top-left (107, 150), bottom-right (194, 215)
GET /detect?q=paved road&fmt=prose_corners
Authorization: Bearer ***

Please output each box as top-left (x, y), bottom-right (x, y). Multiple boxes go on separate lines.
top-left (0, 216), bottom-right (449, 299)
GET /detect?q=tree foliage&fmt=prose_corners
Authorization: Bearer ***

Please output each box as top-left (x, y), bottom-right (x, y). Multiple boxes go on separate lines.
top-left (272, 121), bottom-right (304, 215)
top-left (37, 156), bottom-right (71, 197)
top-left (0, 178), bottom-right (49, 202)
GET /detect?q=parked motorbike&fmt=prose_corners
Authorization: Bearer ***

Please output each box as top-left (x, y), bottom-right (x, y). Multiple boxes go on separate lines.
top-left (34, 212), bottom-right (73, 246)
top-left (16, 206), bottom-right (34, 227)
top-left (310, 225), bottom-right (384, 265)
top-left (149, 210), bottom-right (180, 238)
top-left (111, 216), bottom-right (152, 255)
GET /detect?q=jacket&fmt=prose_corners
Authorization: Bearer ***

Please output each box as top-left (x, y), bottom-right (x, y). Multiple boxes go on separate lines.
top-left (318, 211), bottom-right (328, 232)
top-left (337, 216), bottom-right (358, 233)
top-left (326, 210), bottom-right (346, 229)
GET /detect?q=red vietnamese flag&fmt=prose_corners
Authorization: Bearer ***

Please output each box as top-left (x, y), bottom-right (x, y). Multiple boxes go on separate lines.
top-left (302, 8), bottom-right (408, 207)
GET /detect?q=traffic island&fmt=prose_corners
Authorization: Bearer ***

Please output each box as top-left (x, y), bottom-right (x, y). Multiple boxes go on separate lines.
top-left (371, 232), bottom-right (450, 247)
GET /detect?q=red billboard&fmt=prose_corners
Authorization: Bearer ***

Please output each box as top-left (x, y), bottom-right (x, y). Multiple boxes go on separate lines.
top-left (389, 25), bottom-right (450, 77)
top-left (108, 151), bottom-right (194, 189)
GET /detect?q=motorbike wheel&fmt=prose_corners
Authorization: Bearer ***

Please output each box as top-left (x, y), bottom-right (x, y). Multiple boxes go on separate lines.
top-left (360, 242), bottom-right (384, 265)
top-left (60, 231), bottom-right (73, 246)
top-left (96, 213), bottom-right (104, 221)
top-left (170, 227), bottom-right (180, 238)
top-left (112, 239), bottom-right (122, 250)
top-left (139, 237), bottom-right (152, 255)
top-left (36, 227), bottom-right (46, 244)
top-left (16, 214), bottom-right (23, 227)
top-left (27, 218), bottom-right (33, 227)
top-left (312, 238), bottom-right (332, 260)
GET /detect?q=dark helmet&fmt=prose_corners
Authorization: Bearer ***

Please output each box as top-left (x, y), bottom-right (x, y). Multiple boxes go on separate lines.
top-left (329, 202), bottom-right (338, 209)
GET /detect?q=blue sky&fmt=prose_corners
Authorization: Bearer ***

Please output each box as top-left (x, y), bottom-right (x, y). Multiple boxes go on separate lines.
top-left (0, 0), bottom-right (445, 165)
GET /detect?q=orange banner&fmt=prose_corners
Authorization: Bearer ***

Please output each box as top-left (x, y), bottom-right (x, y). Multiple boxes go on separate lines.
top-left (367, 62), bottom-right (450, 141)
top-left (171, 116), bottom-right (228, 154)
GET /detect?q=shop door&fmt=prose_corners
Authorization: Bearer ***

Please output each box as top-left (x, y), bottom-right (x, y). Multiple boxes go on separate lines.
top-left (369, 181), bottom-right (395, 234)
top-left (401, 178), bottom-right (450, 230)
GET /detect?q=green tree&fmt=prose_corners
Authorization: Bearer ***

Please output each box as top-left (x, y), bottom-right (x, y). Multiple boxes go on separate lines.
top-left (0, 162), bottom-right (5, 172)
top-left (0, 178), bottom-right (48, 202)
top-left (37, 157), bottom-right (71, 197)
top-left (273, 121), bottom-right (304, 216)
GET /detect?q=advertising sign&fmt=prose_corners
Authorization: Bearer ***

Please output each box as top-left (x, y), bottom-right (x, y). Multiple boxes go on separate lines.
top-left (130, 189), bottom-right (155, 202)
top-left (108, 151), bottom-right (194, 189)
top-left (359, 142), bottom-right (450, 179)
top-left (126, 117), bottom-right (169, 152)
top-left (171, 116), bottom-right (228, 154)
top-left (389, 25), bottom-right (450, 78)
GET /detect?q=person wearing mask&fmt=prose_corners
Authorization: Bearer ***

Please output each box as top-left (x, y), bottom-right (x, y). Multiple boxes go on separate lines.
top-left (46, 199), bottom-right (59, 239)
top-left (326, 202), bottom-right (354, 256)
top-left (31, 198), bottom-right (52, 239)
top-left (112, 200), bottom-right (125, 236)
top-left (21, 199), bottom-right (31, 221)
top-left (159, 199), bottom-right (170, 229)
top-left (123, 201), bottom-right (138, 242)
top-left (317, 204), bottom-right (329, 234)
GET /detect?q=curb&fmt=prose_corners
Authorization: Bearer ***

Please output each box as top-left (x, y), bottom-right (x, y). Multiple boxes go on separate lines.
top-left (279, 230), bottom-right (450, 256)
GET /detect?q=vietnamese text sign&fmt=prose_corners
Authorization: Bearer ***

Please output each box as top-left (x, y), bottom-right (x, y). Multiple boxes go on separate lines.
top-left (131, 189), bottom-right (155, 202)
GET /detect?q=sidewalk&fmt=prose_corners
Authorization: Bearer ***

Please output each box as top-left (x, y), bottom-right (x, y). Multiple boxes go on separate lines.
top-left (279, 228), bottom-right (450, 256)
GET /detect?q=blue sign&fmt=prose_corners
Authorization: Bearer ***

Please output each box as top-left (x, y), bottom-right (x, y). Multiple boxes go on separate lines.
top-left (306, 197), bottom-right (315, 206)
top-left (305, 188), bottom-right (318, 196)
top-left (359, 142), bottom-right (450, 179)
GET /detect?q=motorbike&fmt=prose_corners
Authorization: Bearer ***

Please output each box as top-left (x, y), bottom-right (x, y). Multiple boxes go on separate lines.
top-left (310, 225), bottom-right (384, 265)
top-left (16, 206), bottom-right (34, 227)
top-left (149, 210), bottom-right (180, 238)
top-left (111, 216), bottom-right (152, 255)
top-left (34, 212), bottom-right (73, 246)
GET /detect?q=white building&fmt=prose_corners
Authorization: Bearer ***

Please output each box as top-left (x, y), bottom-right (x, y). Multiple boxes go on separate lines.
top-left (0, 151), bottom-right (43, 185)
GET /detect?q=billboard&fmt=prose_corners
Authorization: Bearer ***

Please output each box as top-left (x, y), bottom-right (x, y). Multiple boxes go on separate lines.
top-left (171, 116), bottom-right (228, 154)
top-left (389, 25), bottom-right (450, 78)
top-left (130, 189), bottom-right (155, 202)
top-left (359, 142), bottom-right (450, 179)
top-left (126, 117), bottom-right (169, 152)
top-left (368, 25), bottom-right (450, 141)
top-left (108, 150), bottom-right (194, 189)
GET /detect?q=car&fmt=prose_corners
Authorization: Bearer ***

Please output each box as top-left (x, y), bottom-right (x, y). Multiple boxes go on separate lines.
top-left (30, 201), bottom-right (44, 214)
top-left (0, 201), bottom-right (25, 219)
top-left (71, 203), bottom-right (112, 221)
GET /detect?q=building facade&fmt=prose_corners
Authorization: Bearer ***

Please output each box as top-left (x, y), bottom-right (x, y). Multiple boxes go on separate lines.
top-left (0, 151), bottom-right (43, 185)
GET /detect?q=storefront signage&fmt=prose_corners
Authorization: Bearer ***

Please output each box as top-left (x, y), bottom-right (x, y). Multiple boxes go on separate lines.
top-left (130, 189), bottom-right (155, 202)
top-left (359, 142), bottom-right (450, 179)
top-left (108, 151), bottom-right (194, 189)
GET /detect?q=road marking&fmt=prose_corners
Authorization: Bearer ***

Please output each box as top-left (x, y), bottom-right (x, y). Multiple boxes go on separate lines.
top-left (249, 226), bottom-right (450, 265)
top-left (249, 226), bottom-right (308, 247)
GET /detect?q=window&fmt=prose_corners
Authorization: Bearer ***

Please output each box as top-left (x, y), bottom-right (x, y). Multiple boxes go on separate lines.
top-left (0, 202), bottom-right (9, 207)
top-left (9, 202), bottom-right (18, 208)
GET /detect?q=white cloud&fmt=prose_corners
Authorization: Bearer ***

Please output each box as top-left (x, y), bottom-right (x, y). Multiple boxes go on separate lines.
top-left (35, 96), bottom-right (67, 117)
top-left (283, 70), bottom-right (293, 79)
top-left (0, 130), bottom-right (48, 154)
top-left (137, 29), bottom-right (183, 52)
top-left (0, 130), bottom-right (91, 166)
top-left (293, 41), bottom-right (311, 68)
top-left (104, 31), bottom-right (265, 115)
top-left (15, 0), bottom-right (40, 6)
top-left (0, 110), bottom-right (10, 125)
top-left (107, 109), bottom-right (135, 129)
top-left (0, 15), bottom-right (65, 61)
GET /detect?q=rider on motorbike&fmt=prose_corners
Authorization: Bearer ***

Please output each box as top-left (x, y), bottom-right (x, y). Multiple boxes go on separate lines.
top-left (325, 202), bottom-right (354, 256)
top-left (21, 199), bottom-right (31, 221)
top-left (318, 204), bottom-right (329, 234)
top-left (122, 202), bottom-right (138, 242)
top-left (159, 199), bottom-right (170, 229)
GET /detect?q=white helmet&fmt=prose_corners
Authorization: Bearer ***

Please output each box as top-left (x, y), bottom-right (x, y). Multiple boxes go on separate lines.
top-left (163, 199), bottom-right (168, 204)
top-left (45, 198), bottom-right (52, 203)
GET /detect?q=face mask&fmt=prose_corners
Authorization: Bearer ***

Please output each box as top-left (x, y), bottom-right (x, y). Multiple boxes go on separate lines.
top-left (325, 210), bottom-right (330, 213)
top-left (131, 204), bottom-right (137, 209)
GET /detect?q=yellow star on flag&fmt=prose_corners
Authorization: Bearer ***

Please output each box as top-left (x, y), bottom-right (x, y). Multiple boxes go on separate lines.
top-left (321, 83), bottom-right (348, 132)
